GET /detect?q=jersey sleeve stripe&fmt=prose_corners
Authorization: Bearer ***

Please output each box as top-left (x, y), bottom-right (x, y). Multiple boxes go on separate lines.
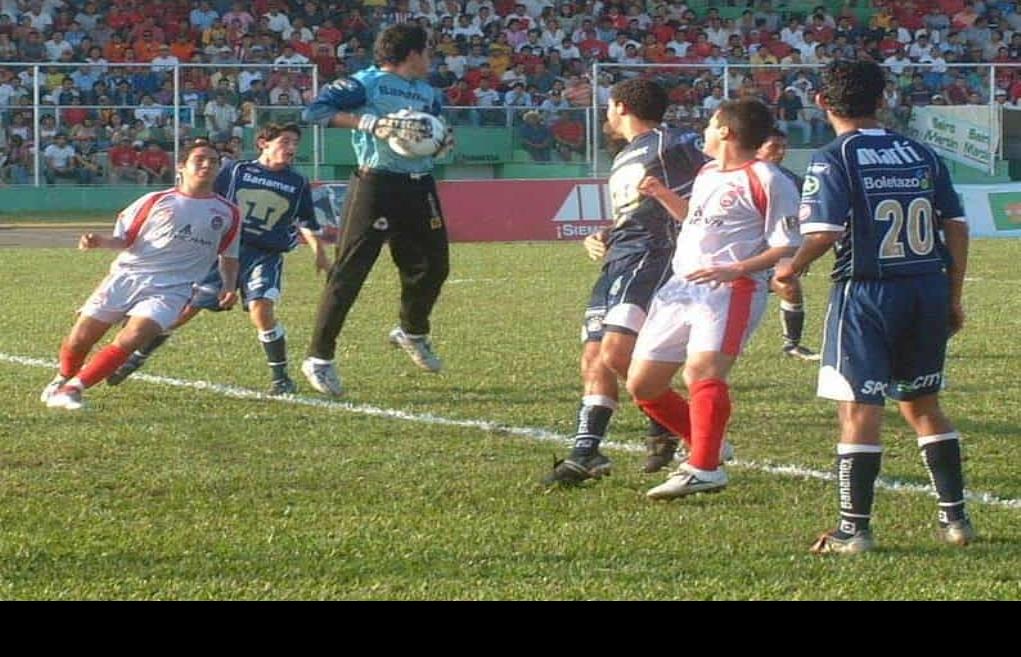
top-left (218, 202), bottom-right (242, 254)
top-left (124, 189), bottom-right (174, 247)
top-left (746, 162), bottom-right (768, 219)
top-left (801, 221), bottom-right (846, 233)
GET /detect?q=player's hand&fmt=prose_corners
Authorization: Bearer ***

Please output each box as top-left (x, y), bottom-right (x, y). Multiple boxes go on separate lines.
top-left (360, 112), bottom-right (431, 141)
top-left (78, 233), bottom-right (101, 250)
top-left (638, 176), bottom-right (669, 200)
top-left (686, 263), bottom-right (744, 286)
top-left (218, 290), bottom-right (238, 310)
top-left (773, 258), bottom-right (798, 284)
top-left (583, 229), bottom-right (608, 261)
top-left (949, 302), bottom-right (965, 337)
top-left (435, 127), bottom-right (455, 158)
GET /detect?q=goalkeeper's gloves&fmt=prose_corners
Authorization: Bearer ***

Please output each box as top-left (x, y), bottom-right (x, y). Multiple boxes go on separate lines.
top-left (357, 113), bottom-right (431, 141)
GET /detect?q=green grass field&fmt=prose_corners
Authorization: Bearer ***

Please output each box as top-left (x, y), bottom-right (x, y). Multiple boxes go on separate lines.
top-left (0, 239), bottom-right (1018, 600)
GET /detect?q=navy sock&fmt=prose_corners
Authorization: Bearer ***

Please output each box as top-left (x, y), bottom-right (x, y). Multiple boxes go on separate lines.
top-left (834, 444), bottom-right (882, 537)
top-left (259, 325), bottom-right (288, 381)
top-left (570, 394), bottom-right (617, 456)
top-left (919, 432), bottom-right (968, 524)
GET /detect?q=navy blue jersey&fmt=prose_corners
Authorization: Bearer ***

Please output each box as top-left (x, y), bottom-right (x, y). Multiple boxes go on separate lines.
top-left (605, 126), bottom-right (706, 261)
top-left (215, 160), bottom-right (319, 253)
top-left (799, 128), bottom-right (965, 281)
top-left (303, 66), bottom-right (444, 175)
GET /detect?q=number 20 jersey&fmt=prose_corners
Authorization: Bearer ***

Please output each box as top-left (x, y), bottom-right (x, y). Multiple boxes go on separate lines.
top-left (215, 160), bottom-right (319, 253)
top-left (605, 127), bottom-right (706, 261)
top-left (799, 128), bottom-right (965, 281)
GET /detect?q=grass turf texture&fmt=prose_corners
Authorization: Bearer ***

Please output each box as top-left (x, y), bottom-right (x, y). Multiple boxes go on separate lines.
top-left (0, 240), bottom-right (1018, 599)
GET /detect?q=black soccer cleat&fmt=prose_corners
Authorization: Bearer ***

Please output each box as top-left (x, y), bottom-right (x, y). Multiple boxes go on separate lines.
top-left (267, 377), bottom-right (298, 396)
top-left (643, 434), bottom-right (680, 473)
top-left (542, 450), bottom-right (612, 486)
top-left (106, 353), bottom-right (147, 386)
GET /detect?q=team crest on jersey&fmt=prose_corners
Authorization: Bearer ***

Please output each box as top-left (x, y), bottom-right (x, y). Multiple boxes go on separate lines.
top-left (373, 217), bottom-right (389, 231)
top-left (210, 215), bottom-right (224, 230)
top-left (803, 175), bottom-right (821, 197)
top-left (609, 276), bottom-right (623, 296)
top-left (719, 189), bottom-right (740, 209)
top-left (331, 78), bottom-right (357, 91)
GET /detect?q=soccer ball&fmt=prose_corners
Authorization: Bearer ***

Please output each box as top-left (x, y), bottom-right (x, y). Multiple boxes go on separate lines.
top-left (387, 109), bottom-right (451, 159)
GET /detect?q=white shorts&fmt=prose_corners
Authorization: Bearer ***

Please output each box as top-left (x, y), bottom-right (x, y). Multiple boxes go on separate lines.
top-left (632, 275), bottom-right (767, 363)
top-left (80, 273), bottom-right (193, 331)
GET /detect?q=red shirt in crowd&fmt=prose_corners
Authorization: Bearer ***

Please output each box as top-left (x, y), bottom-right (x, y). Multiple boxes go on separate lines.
top-left (138, 148), bottom-right (170, 173)
top-left (109, 143), bottom-right (139, 168)
top-left (552, 119), bottom-right (584, 147)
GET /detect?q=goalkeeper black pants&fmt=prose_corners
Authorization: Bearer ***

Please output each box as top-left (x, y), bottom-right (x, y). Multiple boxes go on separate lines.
top-left (308, 169), bottom-right (450, 361)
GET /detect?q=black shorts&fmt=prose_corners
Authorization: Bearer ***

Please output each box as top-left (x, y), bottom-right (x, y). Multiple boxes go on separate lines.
top-left (583, 249), bottom-right (673, 342)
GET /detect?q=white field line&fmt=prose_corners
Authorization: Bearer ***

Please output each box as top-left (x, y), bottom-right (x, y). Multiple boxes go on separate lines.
top-left (3, 352), bottom-right (1018, 511)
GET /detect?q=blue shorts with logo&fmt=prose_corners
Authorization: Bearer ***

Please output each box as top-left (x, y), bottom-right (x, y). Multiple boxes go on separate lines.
top-left (191, 244), bottom-right (285, 312)
top-left (583, 249), bottom-right (673, 342)
top-left (817, 272), bottom-right (949, 405)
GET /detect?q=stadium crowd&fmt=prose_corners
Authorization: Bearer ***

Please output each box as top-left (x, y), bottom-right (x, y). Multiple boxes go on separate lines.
top-left (2, 0), bottom-right (1021, 179)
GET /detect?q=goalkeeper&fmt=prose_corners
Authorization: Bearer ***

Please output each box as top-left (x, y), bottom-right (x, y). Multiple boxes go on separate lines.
top-left (300, 23), bottom-right (453, 395)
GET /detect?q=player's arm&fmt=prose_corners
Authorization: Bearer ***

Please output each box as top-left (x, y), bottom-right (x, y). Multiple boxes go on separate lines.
top-left (776, 155), bottom-right (848, 283)
top-left (686, 245), bottom-right (798, 284)
top-left (299, 226), bottom-right (331, 274)
top-left (637, 175), bottom-right (689, 224)
top-left (933, 157), bottom-right (969, 335)
top-left (295, 182), bottom-right (330, 273)
top-left (302, 77), bottom-right (429, 141)
top-left (78, 233), bottom-right (128, 250)
top-left (217, 255), bottom-right (240, 309)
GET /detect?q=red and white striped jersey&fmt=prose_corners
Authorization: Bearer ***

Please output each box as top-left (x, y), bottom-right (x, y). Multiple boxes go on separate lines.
top-left (673, 159), bottom-right (802, 280)
top-left (109, 188), bottom-right (241, 287)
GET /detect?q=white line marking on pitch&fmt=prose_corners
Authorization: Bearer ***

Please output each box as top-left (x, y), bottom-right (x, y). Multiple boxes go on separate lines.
top-left (3, 352), bottom-right (1018, 511)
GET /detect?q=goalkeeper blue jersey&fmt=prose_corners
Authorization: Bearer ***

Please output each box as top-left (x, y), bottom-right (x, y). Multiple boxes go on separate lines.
top-left (303, 66), bottom-right (444, 175)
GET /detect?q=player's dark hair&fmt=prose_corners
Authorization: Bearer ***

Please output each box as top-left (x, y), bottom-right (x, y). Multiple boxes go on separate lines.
top-left (374, 24), bottom-right (429, 65)
top-left (257, 122), bottom-right (302, 144)
top-left (714, 99), bottom-right (774, 151)
top-left (819, 60), bottom-right (885, 119)
top-left (609, 78), bottom-right (668, 123)
top-left (179, 138), bottom-right (218, 164)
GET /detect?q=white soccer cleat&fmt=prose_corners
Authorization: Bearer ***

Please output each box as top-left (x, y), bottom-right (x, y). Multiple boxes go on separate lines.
top-left (46, 385), bottom-right (85, 410)
top-left (388, 327), bottom-right (442, 373)
top-left (646, 462), bottom-right (728, 500)
top-left (40, 374), bottom-right (68, 403)
top-left (301, 358), bottom-right (344, 396)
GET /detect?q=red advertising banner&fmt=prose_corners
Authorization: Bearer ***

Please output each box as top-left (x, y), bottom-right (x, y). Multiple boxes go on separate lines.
top-left (437, 179), bottom-right (613, 242)
top-left (313, 179), bottom-right (614, 243)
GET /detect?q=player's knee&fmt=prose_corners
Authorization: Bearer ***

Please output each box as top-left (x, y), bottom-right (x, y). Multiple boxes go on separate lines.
top-left (626, 376), bottom-right (665, 403)
top-left (771, 277), bottom-right (802, 303)
top-left (600, 347), bottom-right (631, 380)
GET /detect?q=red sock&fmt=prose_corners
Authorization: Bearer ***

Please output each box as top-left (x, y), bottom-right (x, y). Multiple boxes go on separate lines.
top-left (688, 378), bottom-right (731, 471)
top-left (76, 345), bottom-right (131, 389)
top-left (636, 389), bottom-right (692, 446)
top-left (59, 344), bottom-right (87, 378)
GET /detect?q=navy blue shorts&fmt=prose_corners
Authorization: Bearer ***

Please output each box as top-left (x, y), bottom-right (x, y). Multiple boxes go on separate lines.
top-left (817, 273), bottom-right (949, 405)
top-left (583, 249), bottom-right (673, 342)
top-left (191, 244), bottom-right (285, 312)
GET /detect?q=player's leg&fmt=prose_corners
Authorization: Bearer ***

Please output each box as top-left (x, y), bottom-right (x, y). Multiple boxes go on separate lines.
top-left (386, 180), bottom-right (449, 372)
top-left (543, 272), bottom-right (620, 485)
top-left (304, 174), bottom-right (387, 395)
top-left (49, 316), bottom-right (165, 410)
top-left (770, 273), bottom-right (818, 361)
top-left (889, 273), bottom-right (973, 545)
top-left (542, 338), bottom-right (619, 486)
top-left (811, 281), bottom-right (889, 554)
top-left (106, 264), bottom-right (224, 386)
top-left (238, 250), bottom-right (295, 395)
top-left (43, 314), bottom-right (113, 403)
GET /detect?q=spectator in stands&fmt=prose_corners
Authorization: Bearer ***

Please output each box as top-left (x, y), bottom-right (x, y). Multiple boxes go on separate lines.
top-left (190, 1), bottom-right (220, 31)
top-left (43, 132), bottom-right (84, 185)
top-left (1, 134), bottom-right (31, 185)
top-left (204, 90), bottom-right (239, 142)
top-left (551, 109), bottom-right (584, 156)
top-left (107, 135), bottom-right (146, 184)
top-left (520, 109), bottom-right (552, 162)
top-left (137, 140), bottom-right (172, 185)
